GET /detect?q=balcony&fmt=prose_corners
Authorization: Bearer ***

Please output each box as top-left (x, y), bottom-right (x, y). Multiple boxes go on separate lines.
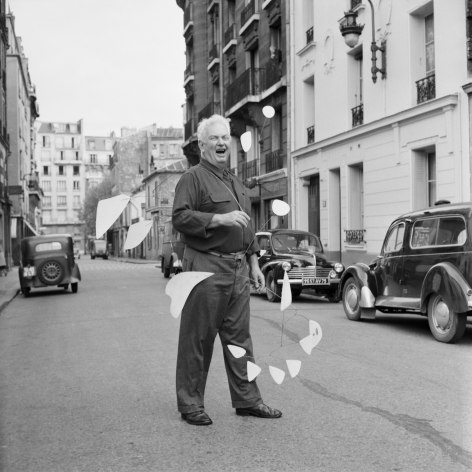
top-left (263, 0), bottom-right (281, 27)
top-left (224, 23), bottom-right (236, 48)
top-left (259, 59), bottom-right (283, 92)
top-left (416, 74), bottom-right (435, 104)
top-left (185, 80), bottom-right (194, 100)
top-left (208, 44), bottom-right (220, 83)
top-left (240, 0), bottom-right (260, 51)
top-left (240, 159), bottom-right (260, 181)
top-left (306, 26), bottom-right (314, 45)
top-left (344, 229), bottom-right (366, 244)
top-left (351, 103), bottom-right (363, 127)
top-left (198, 101), bottom-right (221, 122)
top-left (351, 0), bottom-right (362, 8)
top-left (184, 119), bottom-right (194, 141)
top-left (307, 125), bottom-right (315, 144)
top-left (223, 24), bottom-right (237, 69)
top-left (207, 0), bottom-right (219, 14)
top-left (226, 68), bottom-right (261, 110)
top-left (183, 3), bottom-right (194, 44)
top-left (184, 63), bottom-right (194, 83)
top-left (263, 149), bottom-right (284, 174)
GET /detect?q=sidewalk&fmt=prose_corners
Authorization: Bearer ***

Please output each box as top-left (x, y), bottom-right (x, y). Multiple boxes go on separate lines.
top-left (0, 267), bottom-right (20, 313)
top-left (108, 256), bottom-right (161, 268)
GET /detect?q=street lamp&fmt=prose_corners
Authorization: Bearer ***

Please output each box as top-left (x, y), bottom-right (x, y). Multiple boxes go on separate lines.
top-left (339, 0), bottom-right (386, 83)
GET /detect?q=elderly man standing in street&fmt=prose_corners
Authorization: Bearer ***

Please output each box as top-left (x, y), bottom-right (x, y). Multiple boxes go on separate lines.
top-left (172, 114), bottom-right (282, 426)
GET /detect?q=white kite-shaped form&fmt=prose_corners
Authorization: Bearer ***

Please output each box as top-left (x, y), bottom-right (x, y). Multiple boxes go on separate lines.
top-left (280, 270), bottom-right (292, 311)
top-left (165, 272), bottom-right (214, 318)
top-left (123, 220), bottom-right (153, 250)
top-left (286, 360), bottom-right (301, 378)
top-left (240, 131), bottom-right (252, 152)
top-left (247, 361), bottom-right (262, 382)
top-left (227, 344), bottom-right (246, 359)
top-left (269, 366), bottom-right (286, 385)
top-left (262, 105), bottom-right (275, 119)
top-left (96, 194), bottom-right (131, 239)
top-left (299, 320), bottom-right (323, 355)
top-left (271, 199), bottom-right (290, 216)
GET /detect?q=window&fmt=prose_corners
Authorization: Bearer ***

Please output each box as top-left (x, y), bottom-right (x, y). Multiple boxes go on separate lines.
top-left (41, 180), bottom-right (51, 192)
top-left (411, 217), bottom-right (466, 248)
top-left (43, 196), bottom-right (51, 207)
top-left (57, 195), bottom-right (67, 207)
top-left (349, 49), bottom-right (364, 126)
top-left (58, 165), bottom-right (64, 176)
top-left (90, 154), bottom-right (97, 164)
top-left (73, 166), bottom-right (80, 176)
top-left (425, 14), bottom-right (435, 76)
top-left (73, 181), bottom-right (80, 191)
top-left (413, 149), bottom-right (436, 208)
top-left (42, 136), bottom-right (50, 148)
top-left (60, 151), bottom-right (64, 161)
top-left (75, 152), bottom-right (79, 160)
top-left (73, 195), bottom-right (81, 207)
top-left (57, 180), bottom-right (66, 191)
top-left (383, 223), bottom-right (405, 254)
top-left (71, 137), bottom-right (75, 148)
top-left (271, 108), bottom-right (282, 151)
top-left (348, 163), bottom-right (364, 231)
top-left (160, 144), bottom-right (166, 156)
top-left (43, 166), bottom-right (49, 176)
top-left (88, 140), bottom-right (95, 150)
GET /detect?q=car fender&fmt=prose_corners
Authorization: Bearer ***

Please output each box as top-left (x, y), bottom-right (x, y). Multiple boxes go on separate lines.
top-left (260, 260), bottom-right (284, 280)
top-left (339, 263), bottom-right (376, 303)
top-left (421, 262), bottom-right (471, 314)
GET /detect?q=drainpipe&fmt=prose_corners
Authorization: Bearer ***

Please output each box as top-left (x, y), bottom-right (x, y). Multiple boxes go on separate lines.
top-left (463, 82), bottom-right (472, 200)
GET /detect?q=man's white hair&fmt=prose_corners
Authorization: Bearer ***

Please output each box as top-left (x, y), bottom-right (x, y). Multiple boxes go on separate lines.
top-left (197, 114), bottom-right (231, 142)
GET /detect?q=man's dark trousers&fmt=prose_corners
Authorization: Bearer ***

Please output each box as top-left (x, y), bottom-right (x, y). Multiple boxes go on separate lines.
top-left (176, 246), bottom-right (263, 414)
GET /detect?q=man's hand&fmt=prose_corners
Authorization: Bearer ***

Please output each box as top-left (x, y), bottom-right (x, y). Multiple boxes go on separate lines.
top-left (249, 254), bottom-right (265, 291)
top-left (209, 211), bottom-right (250, 229)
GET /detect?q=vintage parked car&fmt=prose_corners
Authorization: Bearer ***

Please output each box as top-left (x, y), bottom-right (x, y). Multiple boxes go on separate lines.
top-left (339, 202), bottom-right (472, 343)
top-left (161, 219), bottom-right (184, 278)
top-left (90, 239), bottom-right (108, 259)
top-left (19, 234), bottom-right (81, 297)
top-left (255, 229), bottom-right (345, 302)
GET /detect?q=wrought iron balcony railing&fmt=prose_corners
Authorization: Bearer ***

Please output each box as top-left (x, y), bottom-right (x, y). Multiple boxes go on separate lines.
top-left (306, 26), bottom-right (314, 44)
top-left (224, 24), bottom-right (236, 46)
top-left (416, 74), bottom-right (435, 104)
top-left (209, 43), bottom-right (219, 62)
top-left (241, 0), bottom-right (257, 27)
top-left (259, 60), bottom-right (282, 91)
top-left (226, 68), bottom-right (261, 109)
top-left (345, 229), bottom-right (366, 244)
top-left (307, 125), bottom-right (315, 144)
top-left (264, 149), bottom-right (284, 173)
top-left (241, 159), bottom-right (260, 181)
top-left (198, 102), bottom-right (221, 122)
top-left (352, 103), bottom-right (363, 127)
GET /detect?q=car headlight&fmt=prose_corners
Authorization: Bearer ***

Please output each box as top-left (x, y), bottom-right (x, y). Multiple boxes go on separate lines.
top-left (334, 262), bottom-right (344, 273)
top-left (281, 261), bottom-right (291, 271)
top-left (329, 269), bottom-right (336, 278)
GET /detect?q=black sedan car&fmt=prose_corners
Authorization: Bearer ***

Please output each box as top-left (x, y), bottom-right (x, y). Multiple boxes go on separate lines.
top-left (255, 230), bottom-right (345, 303)
top-left (339, 202), bottom-right (472, 343)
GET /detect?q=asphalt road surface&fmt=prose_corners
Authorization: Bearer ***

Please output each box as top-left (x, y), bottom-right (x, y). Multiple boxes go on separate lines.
top-left (0, 257), bottom-right (471, 472)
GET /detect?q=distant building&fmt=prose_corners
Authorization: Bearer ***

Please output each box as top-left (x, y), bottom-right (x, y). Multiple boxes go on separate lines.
top-left (35, 120), bottom-right (85, 251)
top-left (84, 134), bottom-right (115, 190)
top-left (109, 125), bottom-right (184, 257)
top-left (0, 0), bottom-right (11, 267)
top-left (6, 12), bottom-right (40, 264)
top-left (143, 158), bottom-right (188, 260)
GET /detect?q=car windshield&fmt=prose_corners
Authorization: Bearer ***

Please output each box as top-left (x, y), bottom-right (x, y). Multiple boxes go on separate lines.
top-left (272, 232), bottom-right (322, 253)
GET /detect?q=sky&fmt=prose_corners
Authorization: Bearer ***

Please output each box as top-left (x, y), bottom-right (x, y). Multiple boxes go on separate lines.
top-left (7, 0), bottom-right (186, 136)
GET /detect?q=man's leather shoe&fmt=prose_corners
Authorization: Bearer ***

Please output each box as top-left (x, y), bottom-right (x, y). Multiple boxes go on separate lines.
top-left (236, 403), bottom-right (282, 418)
top-left (181, 410), bottom-right (213, 426)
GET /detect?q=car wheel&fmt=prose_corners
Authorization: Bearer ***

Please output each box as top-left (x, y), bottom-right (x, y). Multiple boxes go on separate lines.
top-left (163, 259), bottom-right (171, 278)
top-left (71, 282), bottom-right (78, 293)
top-left (342, 277), bottom-right (362, 321)
top-left (37, 259), bottom-right (65, 285)
top-left (266, 271), bottom-right (281, 302)
top-left (427, 294), bottom-right (467, 343)
top-left (23, 287), bottom-right (30, 297)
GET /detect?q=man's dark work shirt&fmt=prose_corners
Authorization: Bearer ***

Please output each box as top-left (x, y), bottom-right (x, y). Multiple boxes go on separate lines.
top-left (172, 159), bottom-right (260, 255)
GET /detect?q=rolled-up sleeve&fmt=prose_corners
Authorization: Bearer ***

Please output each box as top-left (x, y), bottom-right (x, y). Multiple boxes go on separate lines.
top-left (172, 173), bottom-right (214, 238)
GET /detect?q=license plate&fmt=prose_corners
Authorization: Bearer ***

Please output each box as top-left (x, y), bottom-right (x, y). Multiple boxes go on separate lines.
top-left (23, 267), bottom-right (35, 277)
top-left (302, 277), bottom-right (329, 286)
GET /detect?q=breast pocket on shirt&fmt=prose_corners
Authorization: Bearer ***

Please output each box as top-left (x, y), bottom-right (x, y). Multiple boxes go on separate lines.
top-left (201, 191), bottom-right (232, 212)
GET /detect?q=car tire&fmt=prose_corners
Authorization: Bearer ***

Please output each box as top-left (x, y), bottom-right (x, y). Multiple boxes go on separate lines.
top-left (71, 282), bottom-right (78, 293)
top-left (91, 255), bottom-right (95, 260)
top-left (163, 259), bottom-right (171, 278)
top-left (23, 287), bottom-right (30, 297)
top-left (427, 294), bottom-right (467, 343)
top-left (266, 271), bottom-right (281, 302)
top-left (342, 277), bottom-right (362, 321)
top-left (37, 259), bottom-right (65, 285)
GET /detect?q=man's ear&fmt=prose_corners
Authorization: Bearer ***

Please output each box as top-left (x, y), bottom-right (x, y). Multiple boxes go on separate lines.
top-left (198, 140), bottom-right (204, 152)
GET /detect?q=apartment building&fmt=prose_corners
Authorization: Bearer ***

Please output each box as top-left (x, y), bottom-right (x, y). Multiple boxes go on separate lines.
top-left (6, 13), bottom-right (40, 264)
top-left (35, 120), bottom-right (85, 250)
top-left (177, 0), bottom-right (289, 230)
top-left (0, 0), bottom-right (10, 267)
top-left (84, 134), bottom-right (115, 190)
top-left (290, 0), bottom-right (471, 265)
